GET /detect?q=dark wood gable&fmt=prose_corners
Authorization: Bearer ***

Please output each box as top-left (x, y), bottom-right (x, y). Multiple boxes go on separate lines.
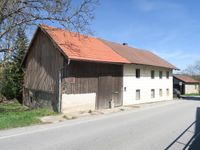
top-left (23, 28), bottom-right (64, 111)
top-left (23, 27), bottom-right (123, 111)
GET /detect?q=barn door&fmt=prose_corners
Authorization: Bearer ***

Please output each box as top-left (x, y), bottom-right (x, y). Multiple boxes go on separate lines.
top-left (97, 76), bottom-right (123, 109)
top-left (112, 76), bottom-right (123, 107)
top-left (97, 76), bottom-right (112, 109)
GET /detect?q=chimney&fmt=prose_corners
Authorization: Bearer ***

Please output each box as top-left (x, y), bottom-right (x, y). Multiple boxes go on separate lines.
top-left (122, 43), bottom-right (128, 46)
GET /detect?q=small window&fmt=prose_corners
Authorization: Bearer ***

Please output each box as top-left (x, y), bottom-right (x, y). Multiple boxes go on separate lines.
top-left (166, 89), bottom-right (169, 96)
top-left (166, 71), bottom-right (169, 79)
top-left (151, 70), bottom-right (155, 79)
top-left (159, 89), bottom-right (163, 97)
top-left (136, 69), bottom-right (140, 78)
top-left (195, 85), bottom-right (197, 90)
top-left (151, 89), bottom-right (155, 98)
top-left (159, 71), bottom-right (163, 79)
top-left (136, 90), bottom-right (140, 100)
top-left (124, 87), bottom-right (127, 91)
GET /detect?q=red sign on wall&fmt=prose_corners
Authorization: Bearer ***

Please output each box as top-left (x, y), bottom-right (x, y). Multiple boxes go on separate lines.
top-left (67, 77), bottom-right (75, 83)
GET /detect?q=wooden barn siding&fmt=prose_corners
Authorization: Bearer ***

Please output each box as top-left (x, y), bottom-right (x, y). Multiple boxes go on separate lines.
top-left (23, 29), bottom-right (64, 110)
top-left (62, 61), bottom-right (123, 109)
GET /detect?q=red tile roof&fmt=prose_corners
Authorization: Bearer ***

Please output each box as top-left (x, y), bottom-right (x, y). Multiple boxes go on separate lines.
top-left (174, 75), bottom-right (199, 83)
top-left (27, 24), bottom-right (177, 69)
top-left (40, 24), bottom-right (129, 64)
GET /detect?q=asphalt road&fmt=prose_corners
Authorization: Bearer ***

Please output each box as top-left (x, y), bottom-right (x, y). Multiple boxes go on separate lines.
top-left (0, 99), bottom-right (200, 150)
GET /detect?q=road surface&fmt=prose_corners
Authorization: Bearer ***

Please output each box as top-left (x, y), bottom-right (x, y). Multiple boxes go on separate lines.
top-left (0, 99), bottom-right (200, 150)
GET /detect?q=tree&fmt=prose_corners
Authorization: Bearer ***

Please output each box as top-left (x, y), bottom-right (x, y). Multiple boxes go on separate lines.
top-left (182, 61), bottom-right (200, 81)
top-left (0, 0), bottom-right (98, 53)
top-left (1, 28), bottom-right (28, 102)
top-left (0, 0), bottom-right (98, 101)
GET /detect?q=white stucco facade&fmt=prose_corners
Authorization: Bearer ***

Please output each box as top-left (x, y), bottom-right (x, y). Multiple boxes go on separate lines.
top-left (185, 84), bottom-right (199, 94)
top-left (123, 64), bottom-right (173, 105)
top-left (62, 93), bottom-right (96, 113)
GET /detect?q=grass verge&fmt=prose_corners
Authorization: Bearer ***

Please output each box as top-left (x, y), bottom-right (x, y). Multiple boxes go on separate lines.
top-left (0, 101), bottom-right (57, 130)
top-left (184, 93), bottom-right (200, 96)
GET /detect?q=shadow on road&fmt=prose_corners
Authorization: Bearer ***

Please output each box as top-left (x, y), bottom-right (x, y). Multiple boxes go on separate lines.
top-left (188, 107), bottom-right (200, 149)
top-left (181, 96), bottom-right (200, 101)
top-left (165, 107), bottom-right (200, 150)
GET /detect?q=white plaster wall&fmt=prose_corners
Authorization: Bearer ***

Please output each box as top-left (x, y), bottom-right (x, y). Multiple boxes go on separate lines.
top-left (62, 93), bottom-right (96, 113)
top-left (123, 64), bottom-right (173, 105)
top-left (185, 84), bottom-right (199, 94)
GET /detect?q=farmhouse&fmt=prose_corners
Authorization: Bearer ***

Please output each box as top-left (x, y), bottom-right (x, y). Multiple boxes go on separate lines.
top-left (22, 24), bottom-right (177, 112)
top-left (173, 75), bottom-right (199, 95)
top-left (101, 40), bottom-right (177, 105)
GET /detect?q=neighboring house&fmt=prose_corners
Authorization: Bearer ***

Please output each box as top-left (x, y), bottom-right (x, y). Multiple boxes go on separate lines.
top-left (173, 75), bottom-right (200, 95)
top-left (22, 24), bottom-right (177, 112)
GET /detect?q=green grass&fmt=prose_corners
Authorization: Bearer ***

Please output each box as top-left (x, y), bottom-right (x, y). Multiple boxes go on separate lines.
top-left (184, 93), bottom-right (200, 96)
top-left (0, 101), bottom-right (57, 130)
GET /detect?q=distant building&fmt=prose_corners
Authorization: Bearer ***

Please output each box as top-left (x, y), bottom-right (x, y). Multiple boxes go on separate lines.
top-left (173, 75), bottom-right (199, 94)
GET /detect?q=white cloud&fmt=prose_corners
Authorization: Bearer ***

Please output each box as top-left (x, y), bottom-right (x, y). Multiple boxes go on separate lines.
top-left (153, 49), bottom-right (199, 60)
top-left (131, 0), bottom-right (183, 12)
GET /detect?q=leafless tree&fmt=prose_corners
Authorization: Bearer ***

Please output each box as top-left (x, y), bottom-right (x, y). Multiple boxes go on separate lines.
top-left (183, 61), bottom-right (200, 75)
top-left (182, 60), bottom-right (200, 81)
top-left (0, 0), bottom-right (99, 54)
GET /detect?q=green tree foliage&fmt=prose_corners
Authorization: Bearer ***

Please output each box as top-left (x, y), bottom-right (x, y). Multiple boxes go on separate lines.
top-left (1, 29), bottom-right (28, 102)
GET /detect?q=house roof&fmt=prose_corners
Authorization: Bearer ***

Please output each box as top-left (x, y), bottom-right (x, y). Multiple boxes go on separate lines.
top-left (174, 75), bottom-right (199, 83)
top-left (100, 39), bottom-right (177, 69)
top-left (23, 24), bottom-right (177, 69)
top-left (39, 24), bottom-right (129, 64)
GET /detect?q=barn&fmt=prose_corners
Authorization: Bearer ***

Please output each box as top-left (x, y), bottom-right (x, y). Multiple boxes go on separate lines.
top-left (173, 75), bottom-right (199, 95)
top-left (23, 24), bottom-right (177, 112)
top-left (22, 24), bottom-right (129, 112)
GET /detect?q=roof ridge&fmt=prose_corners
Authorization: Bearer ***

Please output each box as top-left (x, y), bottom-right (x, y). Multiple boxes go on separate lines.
top-left (40, 24), bottom-right (149, 54)
top-left (39, 24), bottom-right (129, 64)
top-left (39, 24), bottom-right (97, 39)
top-left (99, 38), bottom-right (177, 69)
top-left (98, 38), bottom-right (150, 53)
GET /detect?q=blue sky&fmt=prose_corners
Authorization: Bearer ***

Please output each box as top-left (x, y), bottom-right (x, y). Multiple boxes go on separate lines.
top-left (90, 0), bottom-right (200, 70)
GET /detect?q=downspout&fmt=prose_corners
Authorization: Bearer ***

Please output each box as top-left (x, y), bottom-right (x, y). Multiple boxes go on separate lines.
top-left (58, 58), bottom-right (71, 113)
top-left (58, 70), bottom-right (62, 112)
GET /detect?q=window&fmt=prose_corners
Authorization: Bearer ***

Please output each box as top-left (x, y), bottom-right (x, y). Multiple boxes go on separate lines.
top-left (151, 70), bottom-right (155, 79)
top-left (136, 90), bottom-right (140, 100)
top-left (151, 89), bottom-right (155, 98)
top-left (136, 69), bottom-right (140, 78)
top-left (124, 87), bottom-right (127, 91)
top-left (166, 71), bottom-right (169, 79)
top-left (159, 71), bottom-right (163, 79)
top-left (195, 85), bottom-right (198, 90)
top-left (159, 89), bottom-right (163, 97)
top-left (166, 89), bottom-right (169, 96)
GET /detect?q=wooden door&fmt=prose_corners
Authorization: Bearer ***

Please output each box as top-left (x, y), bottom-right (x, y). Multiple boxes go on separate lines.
top-left (112, 76), bottom-right (123, 107)
top-left (97, 76), bottom-right (112, 109)
top-left (97, 76), bottom-right (123, 109)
